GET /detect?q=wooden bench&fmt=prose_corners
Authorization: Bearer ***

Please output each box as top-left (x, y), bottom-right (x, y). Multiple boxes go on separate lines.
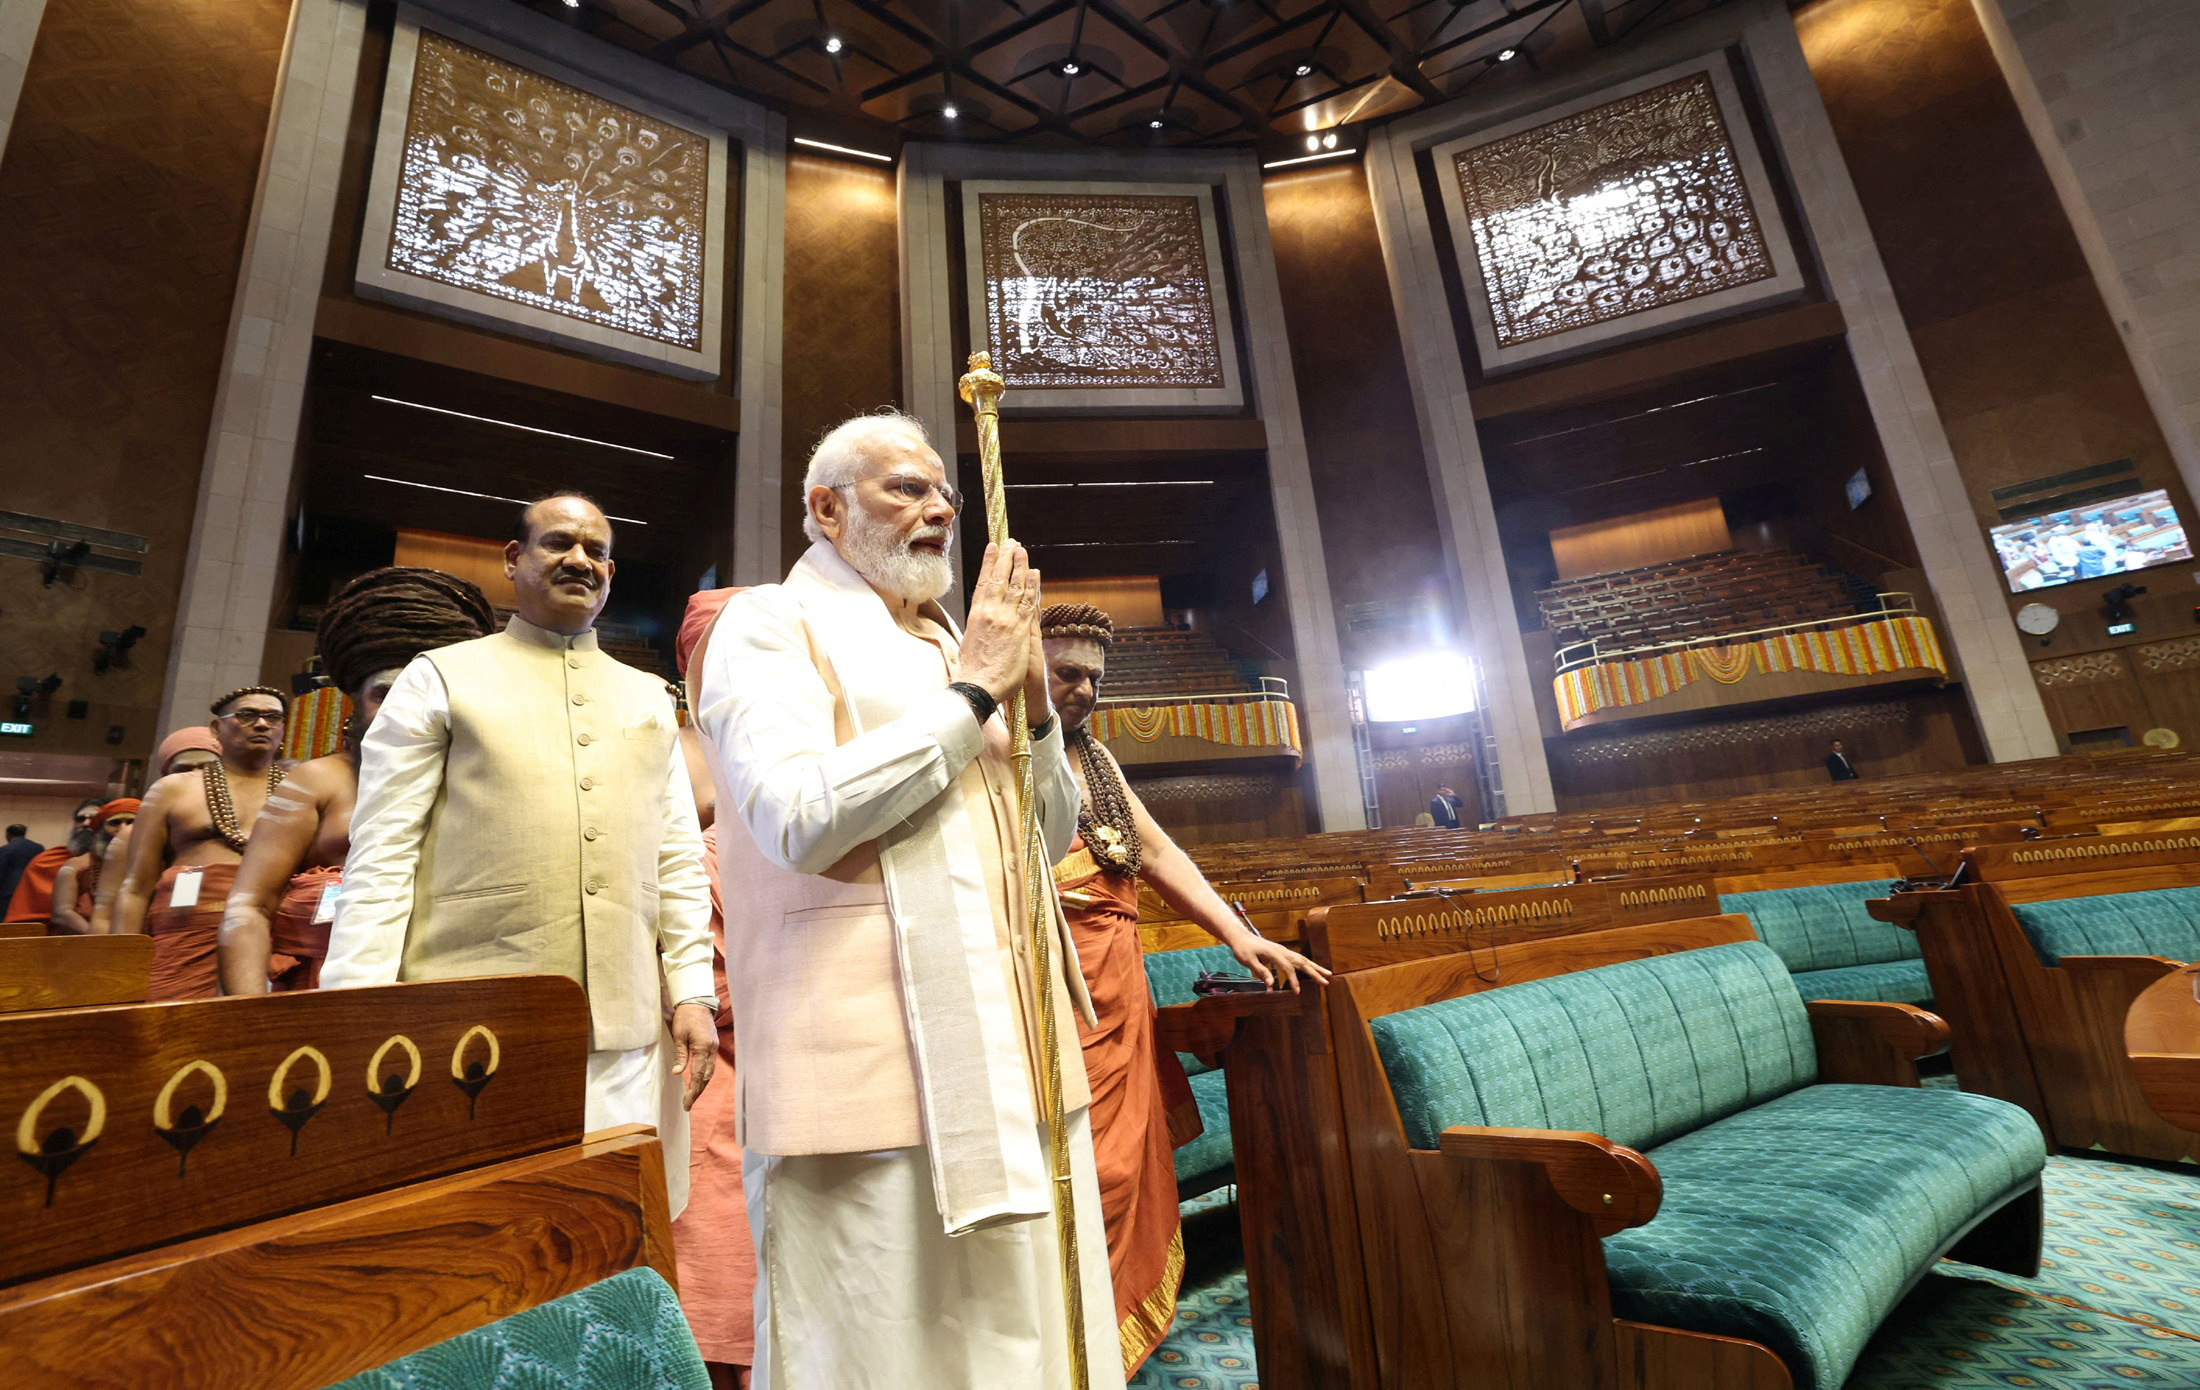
top-left (0, 935), bottom-right (152, 1014)
top-left (1872, 831), bottom-right (2200, 1159)
top-left (0, 976), bottom-right (688, 1388)
top-left (1326, 921), bottom-right (2043, 1390)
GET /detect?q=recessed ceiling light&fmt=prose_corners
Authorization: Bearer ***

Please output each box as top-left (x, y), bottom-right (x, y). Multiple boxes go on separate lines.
top-left (824, 35), bottom-right (842, 53)
top-left (1305, 133), bottom-right (1321, 151)
top-left (560, 0), bottom-right (578, 8)
top-left (1497, 47), bottom-right (1517, 61)
top-left (1322, 131), bottom-right (1338, 149)
top-left (1060, 60), bottom-right (1081, 75)
top-left (1150, 119), bottom-right (1164, 129)
top-left (1294, 62), bottom-right (1313, 77)
top-left (942, 104), bottom-right (959, 119)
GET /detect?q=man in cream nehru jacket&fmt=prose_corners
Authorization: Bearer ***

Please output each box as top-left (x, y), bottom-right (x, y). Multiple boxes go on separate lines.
top-left (323, 492), bottom-right (718, 1213)
top-left (696, 411), bottom-right (1123, 1389)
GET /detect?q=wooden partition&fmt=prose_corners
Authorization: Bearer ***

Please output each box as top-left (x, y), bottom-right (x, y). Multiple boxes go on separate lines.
top-left (0, 977), bottom-right (674, 1389)
top-left (0, 935), bottom-right (152, 1014)
top-left (1304, 877), bottom-right (1725, 973)
top-left (1874, 832), bottom-right (2200, 1159)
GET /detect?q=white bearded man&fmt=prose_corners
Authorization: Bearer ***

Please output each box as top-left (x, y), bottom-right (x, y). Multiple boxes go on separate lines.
top-left (695, 411), bottom-right (1124, 1389)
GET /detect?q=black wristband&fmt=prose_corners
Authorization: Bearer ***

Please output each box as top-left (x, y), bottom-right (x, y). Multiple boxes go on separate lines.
top-left (948, 681), bottom-right (998, 725)
top-left (1030, 714), bottom-right (1057, 740)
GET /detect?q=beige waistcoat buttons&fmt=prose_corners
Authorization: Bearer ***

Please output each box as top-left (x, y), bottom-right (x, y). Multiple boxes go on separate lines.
top-left (580, 776), bottom-right (595, 790)
top-left (578, 733), bottom-right (594, 745)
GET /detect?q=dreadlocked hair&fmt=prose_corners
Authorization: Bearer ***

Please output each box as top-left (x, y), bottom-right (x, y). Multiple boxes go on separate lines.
top-left (1039, 602), bottom-right (1114, 647)
top-left (317, 566), bottom-right (498, 695)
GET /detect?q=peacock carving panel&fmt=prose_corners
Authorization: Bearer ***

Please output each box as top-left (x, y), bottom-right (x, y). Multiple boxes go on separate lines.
top-left (387, 32), bottom-right (710, 352)
top-left (974, 192), bottom-right (1224, 390)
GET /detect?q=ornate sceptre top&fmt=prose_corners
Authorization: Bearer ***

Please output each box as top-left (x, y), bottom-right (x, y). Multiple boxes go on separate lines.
top-left (957, 348), bottom-right (1092, 1390)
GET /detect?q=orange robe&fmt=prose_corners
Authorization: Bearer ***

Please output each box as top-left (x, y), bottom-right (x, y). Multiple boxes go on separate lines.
top-left (268, 867), bottom-right (341, 991)
top-left (146, 862), bottom-right (236, 1002)
top-left (1058, 838), bottom-right (1200, 1374)
top-left (672, 825), bottom-right (756, 1370)
top-left (5, 846), bottom-right (69, 923)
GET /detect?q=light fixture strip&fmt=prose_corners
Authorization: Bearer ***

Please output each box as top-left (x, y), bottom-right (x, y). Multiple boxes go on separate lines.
top-left (369, 396), bottom-right (675, 460)
top-left (1040, 540), bottom-right (1196, 548)
top-left (362, 474), bottom-right (649, 527)
top-left (1004, 480), bottom-right (1216, 489)
top-left (1262, 148), bottom-right (1358, 170)
top-left (792, 136), bottom-right (894, 164)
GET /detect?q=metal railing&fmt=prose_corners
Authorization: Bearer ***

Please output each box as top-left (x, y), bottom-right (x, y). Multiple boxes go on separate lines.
top-left (1553, 593), bottom-right (1921, 675)
top-left (1095, 676), bottom-right (1291, 708)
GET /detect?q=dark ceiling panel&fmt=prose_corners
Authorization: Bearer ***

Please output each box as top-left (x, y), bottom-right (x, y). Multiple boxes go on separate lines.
top-left (523, 0), bottom-right (1730, 151)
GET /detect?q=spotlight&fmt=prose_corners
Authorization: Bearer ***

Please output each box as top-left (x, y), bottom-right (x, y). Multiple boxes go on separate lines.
top-left (1497, 47), bottom-right (1517, 60)
top-left (1059, 59), bottom-right (1080, 75)
top-left (1294, 62), bottom-right (1313, 77)
top-left (1362, 652), bottom-right (1476, 723)
top-left (824, 35), bottom-right (842, 53)
top-left (1150, 118), bottom-right (1164, 129)
top-left (942, 104), bottom-right (959, 119)
top-left (41, 539), bottom-right (88, 587)
top-left (560, 0), bottom-right (579, 8)
top-left (93, 624), bottom-right (146, 676)
top-left (1306, 133), bottom-right (1321, 151)
top-left (13, 673), bottom-right (60, 719)
top-left (1322, 131), bottom-right (1338, 149)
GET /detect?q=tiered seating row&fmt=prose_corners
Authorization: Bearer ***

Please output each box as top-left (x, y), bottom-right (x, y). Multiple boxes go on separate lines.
top-left (1534, 548), bottom-right (1878, 651)
top-left (1101, 626), bottom-right (1255, 698)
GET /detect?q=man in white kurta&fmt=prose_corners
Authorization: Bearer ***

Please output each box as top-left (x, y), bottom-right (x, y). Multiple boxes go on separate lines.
top-left (696, 412), bottom-right (1125, 1389)
top-left (323, 493), bottom-right (718, 1216)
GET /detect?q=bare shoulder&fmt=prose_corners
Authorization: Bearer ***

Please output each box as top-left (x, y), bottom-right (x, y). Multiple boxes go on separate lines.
top-left (282, 755), bottom-right (353, 800)
top-left (141, 770), bottom-right (203, 809)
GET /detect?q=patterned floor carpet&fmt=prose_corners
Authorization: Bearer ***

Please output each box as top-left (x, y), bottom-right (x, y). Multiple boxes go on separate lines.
top-left (1135, 1153), bottom-right (2200, 1389)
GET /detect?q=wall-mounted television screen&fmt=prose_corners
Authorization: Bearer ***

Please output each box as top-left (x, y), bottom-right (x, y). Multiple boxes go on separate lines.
top-left (1989, 487), bottom-right (2192, 593)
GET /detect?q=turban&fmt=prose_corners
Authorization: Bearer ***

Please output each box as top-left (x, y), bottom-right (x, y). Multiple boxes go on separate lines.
top-left (155, 728), bottom-right (222, 775)
top-left (678, 587), bottom-right (744, 680)
top-left (90, 798), bottom-right (140, 831)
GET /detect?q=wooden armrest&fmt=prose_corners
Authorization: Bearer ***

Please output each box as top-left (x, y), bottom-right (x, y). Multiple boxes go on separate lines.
top-left (1806, 999), bottom-right (1949, 1087)
top-left (1866, 894), bottom-right (1933, 928)
top-left (1437, 1126), bottom-right (1661, 1236)
top-left (2057, 954), bottom-right (2181, 977)
top-left (1153, 988), bottom-right (1312, 1067)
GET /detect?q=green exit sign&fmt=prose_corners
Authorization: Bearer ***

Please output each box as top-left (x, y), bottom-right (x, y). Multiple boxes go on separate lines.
top-left (0, 722), bottom-right (32, 736)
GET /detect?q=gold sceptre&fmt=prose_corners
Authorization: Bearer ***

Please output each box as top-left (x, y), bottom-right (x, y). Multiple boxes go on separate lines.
top-left (959, 349), bottom-right (1091, 1390)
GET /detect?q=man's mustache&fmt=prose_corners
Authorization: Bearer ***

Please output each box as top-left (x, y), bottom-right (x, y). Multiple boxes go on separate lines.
top-left (553, 567), bottom-right (601, 588)
top-left (903, 526), bottom-right (952, 550)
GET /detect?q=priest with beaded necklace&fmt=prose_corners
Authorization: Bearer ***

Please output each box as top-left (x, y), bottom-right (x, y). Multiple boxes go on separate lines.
top-left (113, 685), bottom-right (290, 999)
top-left (1038, 603), bottom-right (1330, 1375)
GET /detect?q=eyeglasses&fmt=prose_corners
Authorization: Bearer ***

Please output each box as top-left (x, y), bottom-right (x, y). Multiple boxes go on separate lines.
top-left (222, 709), bottom-right (286, 727)
top-left (871, 473), bottom-right (963, 516)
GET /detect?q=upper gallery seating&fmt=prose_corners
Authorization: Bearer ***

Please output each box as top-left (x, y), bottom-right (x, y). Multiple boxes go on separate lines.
top-left (1535, 548), bottom-right (1879, 652)
top-left (1101, 626), bottom-right (1257, 697)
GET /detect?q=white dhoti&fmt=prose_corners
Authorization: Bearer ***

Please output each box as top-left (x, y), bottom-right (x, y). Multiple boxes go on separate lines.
top-left (587, 1024), bottom-right (692, 1218)
top-left (744, 1106), bottom-right (1126, 1390)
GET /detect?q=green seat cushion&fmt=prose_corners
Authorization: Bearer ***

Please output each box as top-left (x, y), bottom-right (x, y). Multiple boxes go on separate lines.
top-left (1173, 1066), bottom-right (1234, 1186)
top-left (331, 1267), bottom-right (708, 1390)
top-left (1791, 958), bottom-right (1933, 1005)
top-left (1724, 881), bottom-right (1916, 973)
top-left (1369, 941), bottom-right (1815, 1152)
top-left (1143, 943), bottom-right (1239, 1076)
top-left (1609, 1084), bottom-right (2045, 1390)
top-left (2010, 885), bottom-right (2200, 965)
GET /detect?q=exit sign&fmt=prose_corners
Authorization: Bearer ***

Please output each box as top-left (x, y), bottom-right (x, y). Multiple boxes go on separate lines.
top-left (0, 722), bottom-right (31, 736)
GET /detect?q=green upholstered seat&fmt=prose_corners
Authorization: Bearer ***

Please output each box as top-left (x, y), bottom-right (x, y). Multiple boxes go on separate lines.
top-left (1367, 941), bottom-right (2046, 1390)
top-left (1724, 881), bottom-right (1926, 1004)
top-left (1144, 943), bottom-right (1240, 1190)
top-left (330, 1267), bottom-right (708, 1390)
top-left (1788, 958), bottom-right (1932, 1005)
top-left (2010, 885), bottom-right (2200, 965)
top-left (1372, 941), bottom-right (1816, 1153)
top-left (1614, 1085), bottom-right (2042, 1390)
top-left (1174, 1068), bottom-right (1234, 1188)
